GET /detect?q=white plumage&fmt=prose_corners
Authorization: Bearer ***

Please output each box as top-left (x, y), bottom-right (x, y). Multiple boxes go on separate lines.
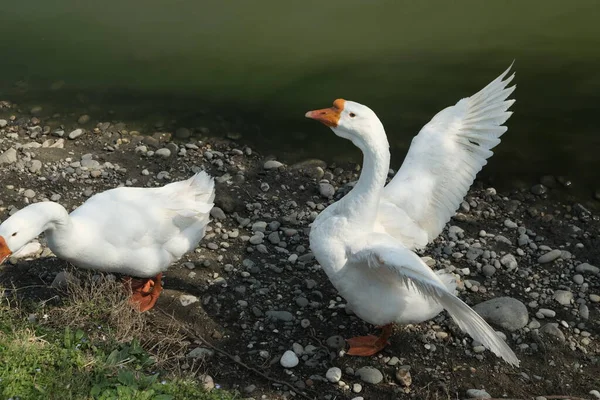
top-left (306, 66), bottom-right (518, 366)
top-left (0, 171), bottom-right (215, 311)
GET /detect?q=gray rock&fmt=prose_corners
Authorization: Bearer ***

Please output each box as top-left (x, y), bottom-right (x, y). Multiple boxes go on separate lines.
top-left (482, 265), bottom-right (496, 277)
top-left (187, 347), bottom-right (214, 359)
top-left (466, 388), bottom-right (492, 398)
top-left (0, 148), bottom-right (17, 164)
top-left (326, 335), bottom-right (345, 350)
top-left (179, 294), bottom-right (199, 307)
top-left (266, 310), bottom-right (294, 322)
top-left (29, 159), bottom-right (42, 173)
top-left (473, 297), bottom-right (528, 331)
top-left (448, 225), bottom-right (464, 241)
top-left (0, 119), bottom-right (7, 128)
top-left (295, 297), bottom-right (308, 308)
top-left (68, 128), bottom-right (84, 139)
top-left (531, 184), bottom-right (547, 195)
top-left (579, 304), bottom-right (589, 320)
top-left (553, 290), bottom-right (573, 306)
top-left (280, 350), bottom-right (299, 368)
top-left (538, 249), bottom-right (562, 264)
top-left (573, 274), bottom-right (584, 285)
top-left (51, 271), bottom-right (80, 288)
top-left (155, 148), bottom-right (171, 158)
top-left (319, 182), bottom-right (335, 198)
top-left (466, 247), bottom-right (484, 261)
top-left (23, 189), bottom-right (36, 198)
top-left (210, 207), bottom-right (226, 220)
top-left (326, 367), bottom-right (342, 383)
top-left (264, 160), bottom-right (283, 169)
top-left (268, 231), bottom-right (280, 244)
top-left (540, 323), bottom-right (565, 342)
top-left (356, 366), bottom-right (383, 384)
top-left (81, 159), bottom-right (100, 169)
top-left (504, 219), bottom-right (518, 228)
top-left (500, 254), bottom-right (518, 270)
top-left (576, 263), bottom-right (599, 274)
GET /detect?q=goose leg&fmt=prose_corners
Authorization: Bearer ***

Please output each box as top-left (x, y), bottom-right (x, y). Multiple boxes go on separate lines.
top-left (346, 324), bottom-right (393, 356)
top-left (123, 273), bottom-right (163, 312)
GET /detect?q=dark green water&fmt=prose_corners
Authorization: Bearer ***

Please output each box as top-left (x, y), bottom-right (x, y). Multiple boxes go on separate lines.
top-left (1, 0), bottom-right (599, 198)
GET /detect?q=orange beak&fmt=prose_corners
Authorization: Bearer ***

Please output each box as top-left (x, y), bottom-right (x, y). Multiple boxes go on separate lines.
top-left (305, 98), bottom-right (345, 128)
top-left (0, 236), bottom-right (12, 264)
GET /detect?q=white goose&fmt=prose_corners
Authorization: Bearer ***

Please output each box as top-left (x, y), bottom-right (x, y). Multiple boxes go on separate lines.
top-left (0, 171), bottom-right (215, 312)
top-left (305, 66), bottom-right (519, 366)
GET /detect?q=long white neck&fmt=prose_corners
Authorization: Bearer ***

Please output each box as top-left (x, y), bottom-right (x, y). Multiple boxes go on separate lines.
top-left (5, 202), bottom-right (73, 252)
top-left (338, 120), bottom-right (390, 228)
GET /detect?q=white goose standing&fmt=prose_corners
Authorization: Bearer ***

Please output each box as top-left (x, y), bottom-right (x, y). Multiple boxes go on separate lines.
top-left (305, 66), bottom-right (519, 366)
top-left (0, 171), bottom-right (215, 312)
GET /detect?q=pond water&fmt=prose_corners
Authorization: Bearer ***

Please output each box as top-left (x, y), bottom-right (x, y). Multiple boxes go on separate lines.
top-left (1, 0), bottom-right (599, 198)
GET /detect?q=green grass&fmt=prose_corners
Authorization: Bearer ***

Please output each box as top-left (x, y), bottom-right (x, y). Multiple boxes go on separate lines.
top-left (0, 283), bottom-right (236, 400)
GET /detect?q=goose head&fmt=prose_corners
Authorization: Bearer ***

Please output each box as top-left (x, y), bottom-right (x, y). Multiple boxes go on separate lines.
top-left (305, 99), bottom-right (385, 150)
top-left (0, 204), bottom-right (54, 264)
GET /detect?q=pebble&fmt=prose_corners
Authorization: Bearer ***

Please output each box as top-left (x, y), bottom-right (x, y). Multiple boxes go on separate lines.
top-left (356, 366), bottom-right (383, 384)
top-left (264, 160), bottom-right (283, 169)
top-left (23, 189), bottom-right (36, 198)
top-left (481, 265), bottom-right (496, 277)
top-left (573, 274), bottom-right (584, 284)
top-left (210, 207), bottom-right (226, 220)
top-left (473, 297), bottom-right (528, 331)
top-left (68, 128), bottom-right (84, 139)
top-left (326, 367), bottom-right (342, 383)
top-left (280, 350), bottom-right (299, 368)
top-left (200, 375), bottom-right (214, 391)
top-left (395, 367), bottom-right (411, 387)
top-left (590, 294), bottom-right (600, 303)
top-left (576, 263), bottom-right (599, 274)
top-left (540, 323), bottom-right (565, 342)
top-left (77, 114), bottom-right (90, 124)
top-left (553, 290), bottom-right (573, 306)
top-left (155, 148), bottom-right (171, 158)
top-left (29, 159), bottom-right (42, 173)
top-left (531, 184), bottom-right (547, 195)
top-left (579, 304), bottom-right (589, 320)
top-left (319, 182), bottom-right (335, 198)
top-left (326, 335), bottom-right (345, 350)
top-left (51, 271), bottom-right (80, 288)
top-left (466, 388), bottom-right (492, 398)
top-left (0, 119), bottom-right (7, 128)
top-left (187, 347), bottom-right (214, 359)
top-left (266, 310), bottom-right (294, 321)
top-left (538, 249), bottom-right (562, 263)
top-left (504, 219), bottom-right (518, 228)
top-left (0, 148), bottom-right (17, 164)
top-left (179, 294), bottom-right (199, 307)
top-left (537, 308), bottom-right (556, 318)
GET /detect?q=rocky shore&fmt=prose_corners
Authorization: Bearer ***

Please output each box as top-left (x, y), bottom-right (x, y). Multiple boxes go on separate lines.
top-left (1, 100), bottom-right (599, 400)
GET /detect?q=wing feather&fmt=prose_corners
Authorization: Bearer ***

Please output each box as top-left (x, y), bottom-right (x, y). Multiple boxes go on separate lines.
top-left (351, 241), bottom-right (519, 367)
top-left (380, 64), bottom-right (516, 246)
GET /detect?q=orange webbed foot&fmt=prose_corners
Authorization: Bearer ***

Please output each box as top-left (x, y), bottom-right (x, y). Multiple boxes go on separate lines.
top-left (123, 273), bottom-right (163, 312)
top-left (346, 324), bottom-right (393, 356)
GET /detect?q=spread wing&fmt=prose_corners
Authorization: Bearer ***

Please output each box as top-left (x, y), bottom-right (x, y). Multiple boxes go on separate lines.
top-left (380, 65), bottom-right (516, 246)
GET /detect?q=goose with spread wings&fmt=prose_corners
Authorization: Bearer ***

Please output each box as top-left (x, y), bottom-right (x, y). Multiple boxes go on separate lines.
top-left (305, 66), bottom-right (519, 366)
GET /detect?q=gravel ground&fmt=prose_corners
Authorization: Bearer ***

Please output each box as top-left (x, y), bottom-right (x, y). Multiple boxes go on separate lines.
top-left (1, 100), bottom-right (599, 400)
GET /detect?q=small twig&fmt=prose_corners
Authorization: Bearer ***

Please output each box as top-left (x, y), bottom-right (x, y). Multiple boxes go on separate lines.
top-left (2, 285), bottom-right (49, 291)
top-left (159, 308), bottom-right (317, 400)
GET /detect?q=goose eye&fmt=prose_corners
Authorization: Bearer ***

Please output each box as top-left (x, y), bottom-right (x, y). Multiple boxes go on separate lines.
top-left (11, 232), bottom-right (17, 237)
top-left (349, 112), bottom-right (356, 118)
